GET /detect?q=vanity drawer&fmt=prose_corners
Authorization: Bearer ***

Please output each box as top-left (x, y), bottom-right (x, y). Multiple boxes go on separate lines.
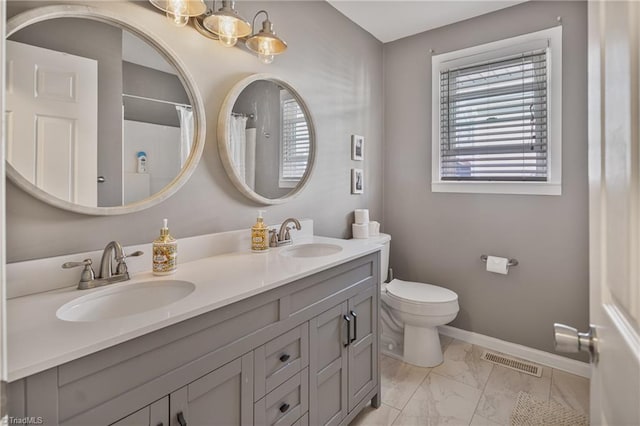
top-left (292, 413), bottom-right (309, 426)
top-left (254, 367), bottom-right (309, 426)
top-left (255, 323), bottom-right (309, 400)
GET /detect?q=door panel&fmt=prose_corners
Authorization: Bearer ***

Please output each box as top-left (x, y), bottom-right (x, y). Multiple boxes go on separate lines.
top-left (170, 353), bottom-right (253, 426)
top-left (5, 40), bottom-right (97, 206)
top-left (347, 287), bottom-right (377, 411)
top-left (309, 303), bottom-right (348, 426)
top-left (588, 1), bottom-right (640, 424)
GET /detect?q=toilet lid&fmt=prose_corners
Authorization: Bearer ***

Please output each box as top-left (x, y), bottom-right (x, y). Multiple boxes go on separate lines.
top-left (386, 279), bottom-right (457, 304)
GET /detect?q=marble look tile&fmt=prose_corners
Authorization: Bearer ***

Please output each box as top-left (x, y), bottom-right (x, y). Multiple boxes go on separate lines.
top-left (469, 413), bottom-right (504, 426)
top-left (439, 334), bottom-right (454, 351)
top-left (392, 372), bottom-right (482, 425)
top-left (550, 369), bottom-right (590, 415)
top-left (433, 340), bottom-right (494, 389)
top-left (475, 364), bottom-right (551, 425)
top-left (381, 354), bottom-right (431, 410)
top-left (349, 403), bottom-right (401, 426)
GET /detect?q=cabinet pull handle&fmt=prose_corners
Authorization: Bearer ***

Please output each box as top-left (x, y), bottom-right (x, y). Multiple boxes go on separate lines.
top-left (343, 314), bottom-right (351, 347)
top-left (350, 310), bottom-right (357, 343)
top-left (279, 354), bottom-right (291, 363)
top-left (279, 403), bottom-right (290, 413)
top-left (177, 412), bottom-right (187, 426)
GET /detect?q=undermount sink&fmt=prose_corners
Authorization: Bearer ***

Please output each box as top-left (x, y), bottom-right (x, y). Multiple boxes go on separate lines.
top-left (56, 280), bottom-right (195, 322)
top-left (280, 243), bottom-right (343, 258)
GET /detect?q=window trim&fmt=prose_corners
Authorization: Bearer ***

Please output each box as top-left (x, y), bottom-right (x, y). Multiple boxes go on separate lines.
top-left (278, 89), bottom-right (308, 189)
top-left (431, 27), bottom-right (562, 196)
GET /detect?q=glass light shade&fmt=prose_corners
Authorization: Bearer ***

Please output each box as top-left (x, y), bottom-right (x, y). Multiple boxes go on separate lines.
top-left (203, 6), bottom-right (251, 48)
top-left (149, 0), bottom-right (207, 17)
top-left (246, 32), bottom-right (288, 61)
top-left (167, 11), bottom-right (189, 27)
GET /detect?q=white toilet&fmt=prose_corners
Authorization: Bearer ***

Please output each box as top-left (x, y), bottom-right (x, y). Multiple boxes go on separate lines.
top-left (374, 234), bottom-right (459, 367)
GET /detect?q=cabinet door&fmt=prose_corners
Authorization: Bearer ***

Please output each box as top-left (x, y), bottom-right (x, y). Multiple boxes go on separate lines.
top-left (169, 353), bottom-right (253, 426)
top-left (308, 302), bottom-right (349, 426)
top-left (347, 286), bottom-right (377, 411)
top-left (110, 396), bottom-right (168, 426)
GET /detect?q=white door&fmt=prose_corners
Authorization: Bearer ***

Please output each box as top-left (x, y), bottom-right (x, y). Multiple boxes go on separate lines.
top-left (556, 1), bottom-right (640, 424)
top-left (0, 3), bottom-right (7, 423)
top-left (5, 40), bottom-right (98, 206)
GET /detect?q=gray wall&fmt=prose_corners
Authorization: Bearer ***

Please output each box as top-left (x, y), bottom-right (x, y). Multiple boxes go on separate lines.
top-left (383, 1), bottom-right (589, 358)
top-left (123, 61), bottom-right (188, 127)
top-left (6, 0), bottom-right (384, 262)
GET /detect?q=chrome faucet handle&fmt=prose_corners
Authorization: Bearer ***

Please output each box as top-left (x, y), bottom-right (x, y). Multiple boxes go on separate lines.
top-left (269, 229), bottom-right (278, 247)
top-left (116, 250), bottom-right (144, 275)
top-left (62, 259), bottom-right (95, 283)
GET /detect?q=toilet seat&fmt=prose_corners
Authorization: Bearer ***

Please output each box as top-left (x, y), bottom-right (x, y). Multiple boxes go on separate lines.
top-left (385, 279), bottom-right (459, 316)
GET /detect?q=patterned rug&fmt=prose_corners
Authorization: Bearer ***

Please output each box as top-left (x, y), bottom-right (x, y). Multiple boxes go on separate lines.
top-left (510, 391), bottom-right (588, 426)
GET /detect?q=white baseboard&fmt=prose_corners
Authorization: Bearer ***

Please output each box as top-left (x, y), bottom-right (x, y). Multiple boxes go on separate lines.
top-left (438, 325), bottom-right (591, 378)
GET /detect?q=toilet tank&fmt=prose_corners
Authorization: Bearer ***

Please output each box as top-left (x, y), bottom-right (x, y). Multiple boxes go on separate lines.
top-left (370, 233), bottom-right (391, 282)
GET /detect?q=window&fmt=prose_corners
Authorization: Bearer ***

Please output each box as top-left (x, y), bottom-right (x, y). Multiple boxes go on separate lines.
top-left (432, 27), bottom-right (562, 195)
top-left (279, 90), bottom-right (310, 188)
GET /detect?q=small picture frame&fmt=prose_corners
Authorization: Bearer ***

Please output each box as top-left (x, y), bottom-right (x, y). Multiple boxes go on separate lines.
top-left (351, 168), bottom-right (364, 194)
top-left (351, 134), bottom-right (364, 161)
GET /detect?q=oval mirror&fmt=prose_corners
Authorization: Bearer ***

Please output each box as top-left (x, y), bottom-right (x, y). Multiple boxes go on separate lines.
top-left (5, 5), bottom-right (206, 215)
top-left (218, 74), bottom-right (315, 204)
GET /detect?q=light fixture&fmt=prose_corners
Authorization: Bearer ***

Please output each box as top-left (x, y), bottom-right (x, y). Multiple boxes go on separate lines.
top-left (149, 0), bottom-right (207, 27)
top-left (245, 11), bottom-right (288, 64)
top-left (149, 0), bottom-right (288, 64)
top-left (202, 1), bottom-right (251, 48)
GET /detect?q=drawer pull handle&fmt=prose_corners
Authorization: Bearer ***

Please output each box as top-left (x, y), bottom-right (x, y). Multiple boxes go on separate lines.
top-left (279, 354), bottom-right (291, 363)
top-left (350, 310), bottom-right (358, 343)
top-left (279, 403), bottom-right (290, 413)
top-left (177, 412), bottom-right (187, 426)
top-left (343, 314), bottom-right (351, 347)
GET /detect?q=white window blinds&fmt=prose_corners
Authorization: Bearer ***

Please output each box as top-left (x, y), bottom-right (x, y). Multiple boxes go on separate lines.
top-left (439, 48), bottom-right (548, 181)
top-left (279, 91), bottom-right (310, 187)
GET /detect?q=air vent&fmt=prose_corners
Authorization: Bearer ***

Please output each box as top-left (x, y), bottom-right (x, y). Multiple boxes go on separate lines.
top-left (480, 350), bottom-right (543, 377)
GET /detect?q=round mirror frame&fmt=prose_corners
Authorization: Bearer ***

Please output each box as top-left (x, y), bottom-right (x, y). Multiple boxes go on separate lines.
top-left (6, 5), bottom-right (206, 215)
top-left (218, 74), bottom-right (316, 205)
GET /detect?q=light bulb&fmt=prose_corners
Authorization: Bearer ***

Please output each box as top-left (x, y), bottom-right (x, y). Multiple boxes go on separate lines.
top-left (218, 16), bottom-right (238, 47)
top-left (166, 0), bottom-right (188, 27)
top-left (257, 39), bottom-right (274, 64)
top-left (258, 53), bottom-right (274, 64)
top-left (167, 11), bottom-right (189, 27)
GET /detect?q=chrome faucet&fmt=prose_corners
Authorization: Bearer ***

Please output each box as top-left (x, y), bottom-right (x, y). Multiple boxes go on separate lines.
top-left (270, 218), bottom-right (302, 247)
top-left (62, 241), bottom-right (143, 290)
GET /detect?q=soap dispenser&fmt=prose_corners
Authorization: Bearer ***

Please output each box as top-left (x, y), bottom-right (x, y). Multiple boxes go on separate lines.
top-left (251, 210), bottom-right (269, 253)
top-left (153, 218), bottom-right (177, 275)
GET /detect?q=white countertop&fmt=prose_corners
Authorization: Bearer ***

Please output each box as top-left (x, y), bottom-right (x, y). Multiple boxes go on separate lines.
top-left (7, 236), bottom-right (383, 382)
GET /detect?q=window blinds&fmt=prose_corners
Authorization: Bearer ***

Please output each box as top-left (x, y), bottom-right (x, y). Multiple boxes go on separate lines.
top-left (280, 96), bottom-right (310, 183)
top-left (439, 49), bottom-right (548, 181)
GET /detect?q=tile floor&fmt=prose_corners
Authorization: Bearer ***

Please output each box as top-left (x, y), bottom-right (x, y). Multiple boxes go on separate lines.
top-left (350, 336), bottom-right (590, 426)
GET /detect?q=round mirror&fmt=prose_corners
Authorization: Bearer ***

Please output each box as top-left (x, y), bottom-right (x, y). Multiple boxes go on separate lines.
top-left (6, 5), bottom-right (206, 215)
top-left (218, 74), bottom-right (315, 204)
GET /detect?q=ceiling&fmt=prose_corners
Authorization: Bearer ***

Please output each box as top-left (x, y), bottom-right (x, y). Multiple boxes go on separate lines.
top-left (327, 1), bottom-right (529, 43)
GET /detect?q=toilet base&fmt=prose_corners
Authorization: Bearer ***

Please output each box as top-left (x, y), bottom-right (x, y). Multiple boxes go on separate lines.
top-left (403, 324), bottom-right (443, 367)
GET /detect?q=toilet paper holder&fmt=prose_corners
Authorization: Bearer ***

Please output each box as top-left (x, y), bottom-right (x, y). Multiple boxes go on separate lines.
top-left (480, 255), bottom-right (519, 267)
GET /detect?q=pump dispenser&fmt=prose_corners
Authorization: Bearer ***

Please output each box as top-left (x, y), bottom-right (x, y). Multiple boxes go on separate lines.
top-left (152, 218), bottom-right (177, 275)
top-left (251, 210), bottom-right (269, 252)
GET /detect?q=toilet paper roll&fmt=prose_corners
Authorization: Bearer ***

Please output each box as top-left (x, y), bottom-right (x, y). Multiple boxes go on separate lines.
top-left (368, 221), bottom-right (380, 236)
top-left (352, 223), bottom-right (370, 239)
top-left (486, 255), bottom-right (509, 275)
top-left (354, 209), bottom-right (370, 224)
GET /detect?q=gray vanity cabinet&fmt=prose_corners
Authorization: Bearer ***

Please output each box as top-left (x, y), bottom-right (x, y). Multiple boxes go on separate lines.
top-left (109, 397), bottom-right (168, 426)
top-left (308, 284), bottom-right (378, 426)
top-left (8, 252), bottom-right (380, 426)
top-left (169, 352), bottom-right (254, 426)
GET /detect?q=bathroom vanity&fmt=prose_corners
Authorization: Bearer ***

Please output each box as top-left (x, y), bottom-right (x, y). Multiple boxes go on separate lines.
top-left (7, 233), bottom-right (382, 426)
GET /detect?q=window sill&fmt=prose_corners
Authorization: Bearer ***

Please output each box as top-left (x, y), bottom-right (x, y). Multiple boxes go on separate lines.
top-left (431, 181), bottom-right (562, 196)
